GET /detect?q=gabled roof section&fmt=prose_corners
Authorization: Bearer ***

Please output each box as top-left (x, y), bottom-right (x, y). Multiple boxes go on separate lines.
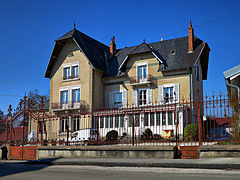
top-left (117, 36), bottom-right (210, 80)
top-left (118, 42), bottom-right (167, 70)
top-left (45, 29), bottom-right (110, 78)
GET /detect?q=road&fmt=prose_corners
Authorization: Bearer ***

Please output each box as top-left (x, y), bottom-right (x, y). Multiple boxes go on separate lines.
top-left (1, 163), bottom-right (240, 180)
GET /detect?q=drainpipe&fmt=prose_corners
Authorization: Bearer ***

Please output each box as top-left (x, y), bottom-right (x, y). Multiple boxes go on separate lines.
top-left (226, 79), bottom-right (240, 128)
top-left (225, 79), bottom-right (240, 100)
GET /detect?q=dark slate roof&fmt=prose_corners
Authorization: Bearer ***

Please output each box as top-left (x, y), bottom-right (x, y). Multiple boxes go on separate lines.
top-left (115, 36), bottom-right (210, 80)
top-left (45, 29), bottom-right (110, 78)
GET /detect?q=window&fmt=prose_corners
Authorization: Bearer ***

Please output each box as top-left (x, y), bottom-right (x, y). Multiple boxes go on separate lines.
top-left (60, 116), bottom-right (69, 132)
top-left (61, 90), bottom-right (68, 107)
top-left (120, 115), bottom-right (124, 127)
top-left (100, 117), bottom-right (104, 128)
top-left (72, 116), bottom-right (80, 131)
top-left (138, 89), bottom-right (147, 105)
top-left (105, 116), bottom-right (109, 128)
top-left (72, 89), bottom-right (80, 103)
top-left (135, 114), bottom-right (140, 127)
top-left (162, 112), bottom-right (166, 125)
top-left (168, 111), bottom-right (173, 125)
top-left (138, 65), bottom-right (147, 81)
top-left (150, 112), bottom-right (154, 126)
top-left (114, 92), bottom-right (122, 108)
top-left (156, 112), bottom-right (160, 126)
top-left (115, 116), bottom-right (119, 128)
top-left (110, 116), bottom-right (113, 128)
top-left (144, 113), bottom-right (149, 126)
top-left (164, 87), bottom-right (174, 103)
top-left (63, 67), bottom-right (70, 80)
top-left (72, 65), bottom-right (79, 78)
top-left (128, 115), bottom-right (133, 127)
top-left (63, 63), bottom-right (79, 81)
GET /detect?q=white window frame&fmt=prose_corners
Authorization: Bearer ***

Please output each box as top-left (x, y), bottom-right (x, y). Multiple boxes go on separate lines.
top-left (60, 87), bottom-right (69, 109)
top-left (138, 88), bottom-right (147, 106)
top-left (62, 62), bottom-right (80, 82)
top-left (109, 89), bottom-right (124, 108)
top-left (136, 62), bottom-right (148, 82)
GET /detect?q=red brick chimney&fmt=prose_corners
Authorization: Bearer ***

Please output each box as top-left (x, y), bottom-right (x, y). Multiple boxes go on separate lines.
top-left (110, 36), bottom-right (116, 55)
top-left (188, 21), bottom-right (194, 53)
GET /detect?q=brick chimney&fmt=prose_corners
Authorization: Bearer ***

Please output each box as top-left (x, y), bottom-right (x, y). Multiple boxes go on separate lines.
top-left (110, 36), bottom-right (116, 55)
top-left (188, 21), bottom-right (194, 53)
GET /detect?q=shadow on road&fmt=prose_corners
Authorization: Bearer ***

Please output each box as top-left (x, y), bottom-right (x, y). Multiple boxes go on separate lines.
top-left (0, 158), bottom-right (59, 178)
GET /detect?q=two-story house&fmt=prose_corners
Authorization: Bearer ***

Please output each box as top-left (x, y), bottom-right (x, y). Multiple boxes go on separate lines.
top-left (44, 21), bottom-right (210, 140)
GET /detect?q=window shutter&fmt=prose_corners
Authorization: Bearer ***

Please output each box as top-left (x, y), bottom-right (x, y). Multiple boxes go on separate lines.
top-left (132, 89), bottom-right (137, 106)
top-left (122, 90), bottom-right (128, 107)
top-left (147, 88), bottom-right (152, 105)
top-left (174, 84), bottom-right (180, 103)
top-left (158, 86), bottom-right (164, 104)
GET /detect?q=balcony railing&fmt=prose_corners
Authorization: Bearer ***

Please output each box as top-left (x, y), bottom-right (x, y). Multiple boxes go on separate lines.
top-left (63, 75), bottom-right (79, 81)
top-left (51, 100), bottom-right (89, 112)
top-left (129, 75), bottom-right (152, 85)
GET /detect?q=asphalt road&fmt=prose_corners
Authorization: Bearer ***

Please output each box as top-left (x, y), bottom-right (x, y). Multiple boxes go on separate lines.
top-left (1, 163), bottom-right (240, 180)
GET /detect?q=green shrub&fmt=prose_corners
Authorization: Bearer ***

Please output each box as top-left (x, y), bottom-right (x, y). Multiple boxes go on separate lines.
top-left (184, 124), bottom-right (198, 141)
top-left (141, 128), bottom-right (153, 140)
top-left (106, 130), bottom-right (118, 141)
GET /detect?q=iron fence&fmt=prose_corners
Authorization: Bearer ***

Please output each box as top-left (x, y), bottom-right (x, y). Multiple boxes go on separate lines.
top-left (0, 93), bottom-right (239, 147)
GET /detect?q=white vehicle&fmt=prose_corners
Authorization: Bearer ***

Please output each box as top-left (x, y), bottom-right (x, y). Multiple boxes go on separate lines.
top-left (69, 129), bottom-right (98, 142)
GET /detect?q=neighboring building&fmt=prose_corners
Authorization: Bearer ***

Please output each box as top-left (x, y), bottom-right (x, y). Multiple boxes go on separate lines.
top-left (43, 21), bottom-right (210, 140)
top-left (224, 64), bottom-right (240, 99)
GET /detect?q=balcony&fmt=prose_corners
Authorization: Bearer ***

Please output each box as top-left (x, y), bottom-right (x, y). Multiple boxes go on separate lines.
top-left (129, 75), bottom-right (152, 86)
top-left (62, 75), bottom-right (79, 81)
top-left (51, 100), bottom-right (89, 112)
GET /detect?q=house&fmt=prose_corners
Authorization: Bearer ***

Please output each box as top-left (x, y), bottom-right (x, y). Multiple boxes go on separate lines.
top-left (224, 64), bottom-right (240, 100)
top-left (43, 21), bottom-right (210, 141)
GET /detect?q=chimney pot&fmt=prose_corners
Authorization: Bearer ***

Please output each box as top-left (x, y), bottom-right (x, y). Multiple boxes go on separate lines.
top-left (110, 36), bottom-right (116, 55)
top-left (188, 20), bottom-right (194, 53)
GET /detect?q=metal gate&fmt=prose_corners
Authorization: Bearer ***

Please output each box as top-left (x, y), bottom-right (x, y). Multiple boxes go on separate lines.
top-left (7, 96), bottom-right (38, 160)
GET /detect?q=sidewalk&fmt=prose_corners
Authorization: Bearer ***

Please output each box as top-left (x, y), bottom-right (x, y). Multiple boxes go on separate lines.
top-left (1, 158), bottom-right (240, 170)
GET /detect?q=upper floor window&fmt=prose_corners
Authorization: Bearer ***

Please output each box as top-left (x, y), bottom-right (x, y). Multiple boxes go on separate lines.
top-left (60, 90), bottom-right (68, 109)
top-left (113, 92), bottom-right (122, 108)
top-left (72, 65), bottom-right (79, 79)
top-left (63, 67), bottom-right (70, 80)
top-left (164, 87), bottom-right (174, 103)
top-left (63, 63), bottom-right (79, 81)
top-left (138, 89), bottom-right (147, 105)
top-left (72, 89), bottom-right (80, 103)
top-left (138, 65), bottom-right (147, 81)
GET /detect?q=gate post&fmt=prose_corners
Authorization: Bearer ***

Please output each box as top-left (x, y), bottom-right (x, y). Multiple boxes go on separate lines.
top-left (198, 100), bottom-right (202, 146)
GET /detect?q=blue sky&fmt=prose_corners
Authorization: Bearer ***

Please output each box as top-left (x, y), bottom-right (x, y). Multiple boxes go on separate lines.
top-left (0, 0), bottom-right (239, 113)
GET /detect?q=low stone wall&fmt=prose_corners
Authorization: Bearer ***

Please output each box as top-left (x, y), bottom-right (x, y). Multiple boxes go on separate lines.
top-left (37, 145), bottom-right (174, 159)
top-left (199, 145), bottom-right (240, 158)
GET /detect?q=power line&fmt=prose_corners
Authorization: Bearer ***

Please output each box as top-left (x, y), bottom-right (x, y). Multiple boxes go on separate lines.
top-left (0, 74), bottom-right (43, 87)
top-left (164, 10), bottom-right (240, 38)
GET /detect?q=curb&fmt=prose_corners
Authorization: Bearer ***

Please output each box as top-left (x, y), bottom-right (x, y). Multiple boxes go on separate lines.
top-left (24, 160), bottom-right (240, 170)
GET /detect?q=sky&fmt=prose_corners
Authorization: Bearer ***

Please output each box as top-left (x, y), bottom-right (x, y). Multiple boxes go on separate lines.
top-left (0, 0), bottom-right (239, 113)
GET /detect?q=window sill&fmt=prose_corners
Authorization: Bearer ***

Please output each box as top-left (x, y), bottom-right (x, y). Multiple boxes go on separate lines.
top-left (62, 77), bottom-right (80, 83)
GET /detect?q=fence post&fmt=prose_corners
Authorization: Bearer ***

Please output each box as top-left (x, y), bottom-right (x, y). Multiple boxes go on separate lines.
top-left (8, 105), bottom-right (12, 145)
top-left (198, 100), bottom-right (202, 146)
top-left (132, 114), bottom-right (135, 146)
top-left (66, 125), bottom-right (69, 146)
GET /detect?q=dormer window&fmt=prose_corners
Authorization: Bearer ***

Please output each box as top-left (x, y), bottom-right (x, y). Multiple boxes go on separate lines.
top-left (137, 63), bottom-right (147, 82)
